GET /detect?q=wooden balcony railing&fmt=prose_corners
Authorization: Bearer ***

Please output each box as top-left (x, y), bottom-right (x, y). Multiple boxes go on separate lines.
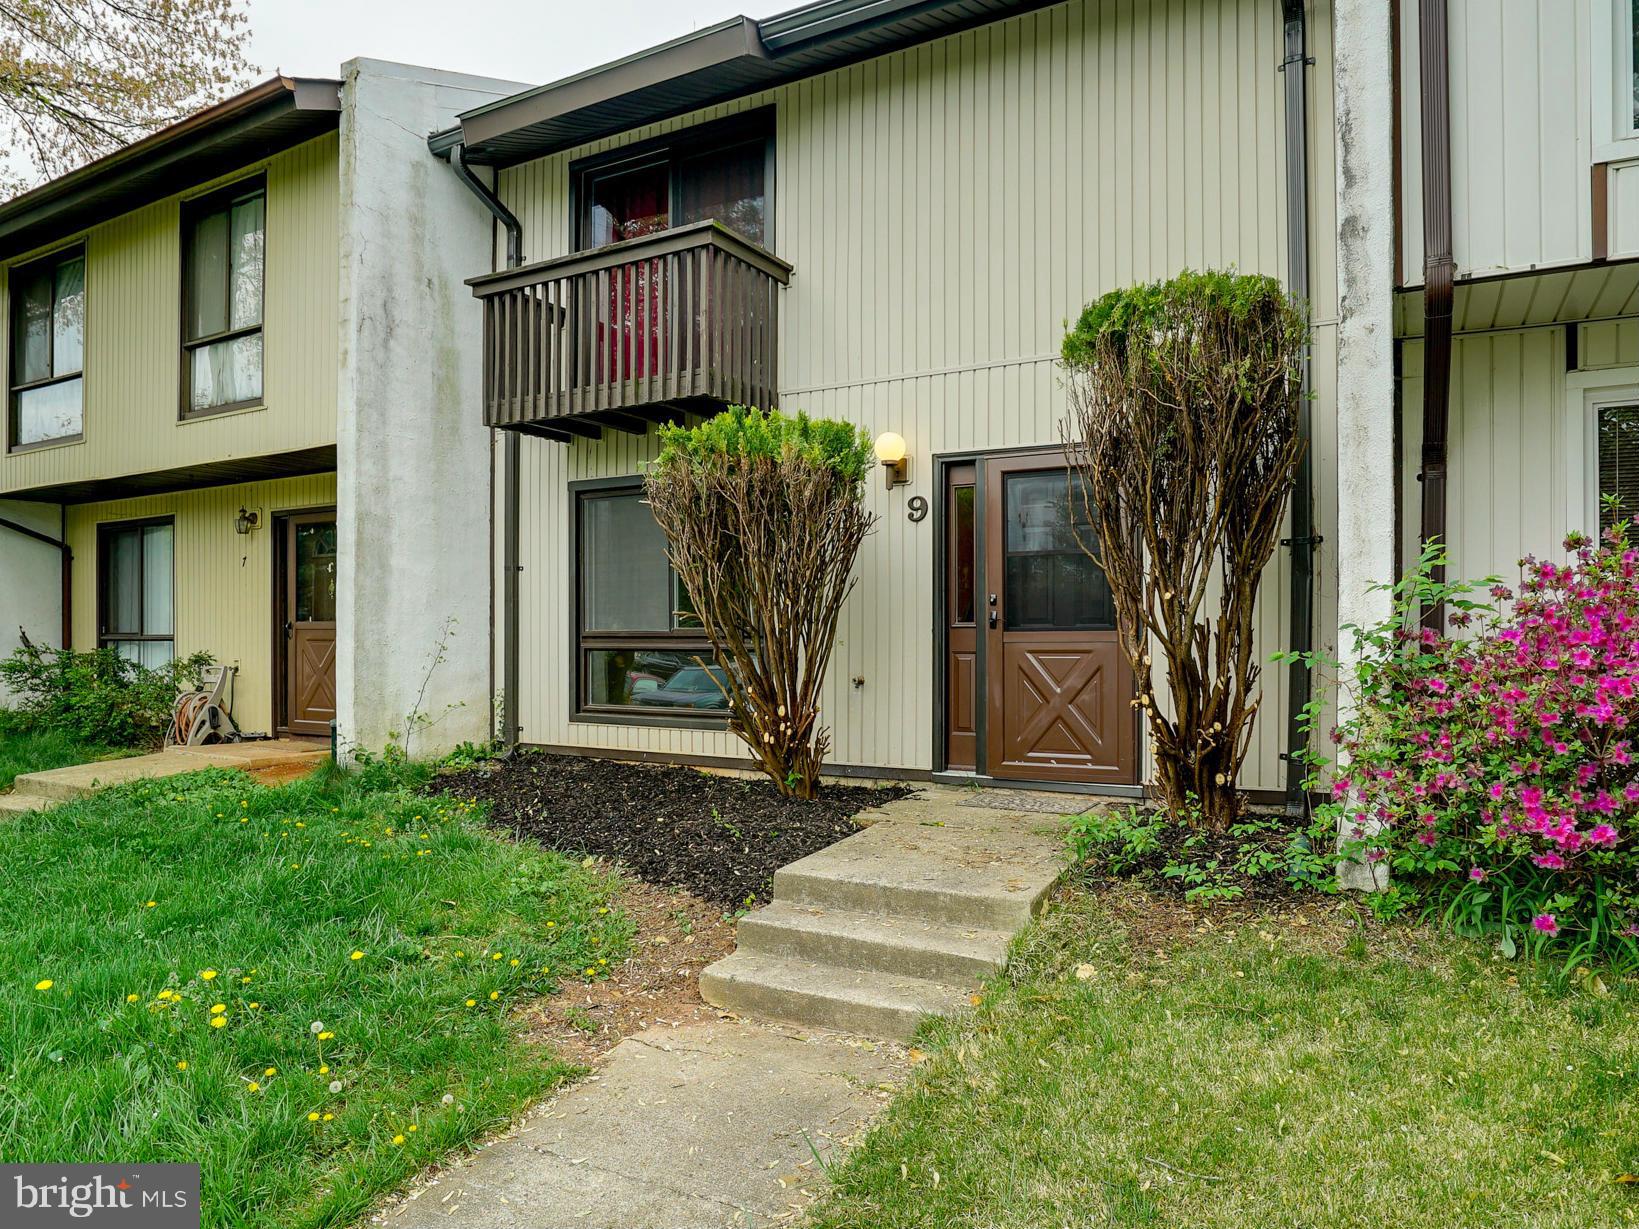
top-left (467, 220), bottom-right (793, 438)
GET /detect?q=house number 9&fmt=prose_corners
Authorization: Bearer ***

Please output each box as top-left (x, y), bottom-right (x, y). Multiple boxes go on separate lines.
top-left (906, 496), bottom-right (929, 523)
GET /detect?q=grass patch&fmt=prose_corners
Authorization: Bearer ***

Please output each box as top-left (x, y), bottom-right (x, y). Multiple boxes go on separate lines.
top-left (0, 727), bottom-right (131, 791)
top-left (0, 765), bottom-right (631, 1228)
top-left (809, 887), bottom-right (1639, 1229)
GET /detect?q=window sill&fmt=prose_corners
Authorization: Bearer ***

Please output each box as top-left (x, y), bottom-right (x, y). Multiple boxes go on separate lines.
top-left (6, 433), bottom-right (84, 456)
top-left (178, 401), bottom-right (267, 425)
top-left (569, 708), bottom-right (729, 732)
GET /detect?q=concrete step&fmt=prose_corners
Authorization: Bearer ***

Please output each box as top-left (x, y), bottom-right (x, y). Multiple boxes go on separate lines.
top-left (736, 901), bottom-right (1011, 985)
top-left (11, 771), bottom-right (97, 802)
top-left (699, 951), bottom-right (969, 1042)
top-left (0, 791), bottom-right (50, 815)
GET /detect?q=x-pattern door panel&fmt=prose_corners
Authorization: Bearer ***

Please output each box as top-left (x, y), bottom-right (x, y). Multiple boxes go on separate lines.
top-left (980, 453), bottom-right (1137, 785)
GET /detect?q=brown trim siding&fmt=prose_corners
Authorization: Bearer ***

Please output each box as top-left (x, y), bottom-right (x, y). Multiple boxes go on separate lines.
top-left (1417, 0), bottom-right (1455, 626)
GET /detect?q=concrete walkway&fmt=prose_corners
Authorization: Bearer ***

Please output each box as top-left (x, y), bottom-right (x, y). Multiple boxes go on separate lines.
top-left (379, 1019), bottom-right (905, 1229)
top-left (0, 739), bottom-right (329, 814)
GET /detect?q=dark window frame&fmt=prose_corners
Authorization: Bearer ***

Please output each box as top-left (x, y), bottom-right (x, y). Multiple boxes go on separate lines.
top-left (570, 477), bottom-right (724, 729)
top-left (97, 515), bottom-right (176, 660)
top-left (569, 108), bottom-right (775, 253)
top-left (7, 242), bottom-right (86, 453)
top-left (179, 173), bottom-right (266, 421)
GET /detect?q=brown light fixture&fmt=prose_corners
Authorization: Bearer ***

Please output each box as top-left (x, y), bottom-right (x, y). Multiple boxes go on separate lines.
top-left (234, 506), bottom-right (261, 536)
top-left (873, 431), bottom-right (910, 489)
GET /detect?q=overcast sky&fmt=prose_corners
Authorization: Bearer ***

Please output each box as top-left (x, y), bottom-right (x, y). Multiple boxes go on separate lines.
top-left (246, 0), bottom-right (751, 89)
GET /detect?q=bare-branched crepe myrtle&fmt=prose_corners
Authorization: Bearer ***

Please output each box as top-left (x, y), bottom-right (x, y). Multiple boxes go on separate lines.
top-left (644, 406), bottom-right (875, 799)
top-left (1061, 269), bottom-right (1308, 829)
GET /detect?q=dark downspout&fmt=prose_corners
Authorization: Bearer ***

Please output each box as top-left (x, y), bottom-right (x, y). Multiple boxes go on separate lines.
top-left (1418, 0), bottom-right (1455, 625)
top-left (446, 142), bottom-right (525, 748)
top-left (1280, 0), bottom-right (1317, 811)
top-left (0, 512), bottom-right (72, 649)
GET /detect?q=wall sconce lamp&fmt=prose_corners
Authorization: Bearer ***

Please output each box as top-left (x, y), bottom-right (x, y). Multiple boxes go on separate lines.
top-left (234, 507), bottom-right (262, 536)
top-left (874, 431), bottom-right (910, 489)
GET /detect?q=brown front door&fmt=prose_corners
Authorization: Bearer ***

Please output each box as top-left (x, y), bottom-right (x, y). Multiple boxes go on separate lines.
top-left (280, 512), bottom-right (337, 736)
top-left (978, 453), bottom-right (1136, 785)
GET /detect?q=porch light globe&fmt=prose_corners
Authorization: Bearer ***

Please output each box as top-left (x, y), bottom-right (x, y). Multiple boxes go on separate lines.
top-left (873, 431), bottom-right (907, 464)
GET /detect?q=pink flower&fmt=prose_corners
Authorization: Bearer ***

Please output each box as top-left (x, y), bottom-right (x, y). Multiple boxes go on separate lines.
top-left (1468, 867), bottom-right (1488, 882)
top-left (1588, 823), bottom-right (1620, 847)
top-left (1532, 914), bottom-right (1560, 937)
top-left (1533, 852), bottom-right (1565, 870)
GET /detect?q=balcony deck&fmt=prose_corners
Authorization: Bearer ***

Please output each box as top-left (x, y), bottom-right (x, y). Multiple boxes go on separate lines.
top-left (467, 221), bottom-right (793, 442)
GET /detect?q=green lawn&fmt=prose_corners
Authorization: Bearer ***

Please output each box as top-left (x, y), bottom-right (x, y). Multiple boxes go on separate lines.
top-left (809, 886), bottom-right (1639, 1229)
top-left (0, 727), bottom-right (130, 790)
top-left (0, 764), bottom-right (631, 1228)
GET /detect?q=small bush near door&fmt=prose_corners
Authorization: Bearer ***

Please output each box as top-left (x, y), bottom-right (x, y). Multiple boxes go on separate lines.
top-left (0, 642), bottom-right (213, 748)
top-left (644, 405), bottom-right (874, 799)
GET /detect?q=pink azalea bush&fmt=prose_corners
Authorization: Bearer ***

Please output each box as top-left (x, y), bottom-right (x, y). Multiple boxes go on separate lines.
top-left (1327, 526), bottom-right (1639, 965)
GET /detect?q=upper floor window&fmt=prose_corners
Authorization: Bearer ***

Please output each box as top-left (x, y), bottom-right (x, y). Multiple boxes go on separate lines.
top-left (1630, 0), bottom-right (1638, 133)
top-left (182, 176), bottom-right (264, 417)
top-left (8, 246), bottom-right (84, 449)
top-left (575, 112), bottom-right (771, 251)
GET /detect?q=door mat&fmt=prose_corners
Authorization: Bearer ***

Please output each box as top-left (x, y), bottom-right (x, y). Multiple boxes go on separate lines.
top-left (958, 790), bottom-right (1086, 815)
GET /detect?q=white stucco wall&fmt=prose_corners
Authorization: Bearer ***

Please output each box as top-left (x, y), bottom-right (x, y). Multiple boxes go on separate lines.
top-left (1332, 0), bottom-right (1398, 669)
top-left (0, 500), bottom-right (64, 704)
top-left (335, 60), bottom-right (526, 757)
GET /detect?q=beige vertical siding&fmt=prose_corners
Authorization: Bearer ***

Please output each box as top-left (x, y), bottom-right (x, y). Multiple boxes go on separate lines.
top-left (1613, 160), bottom-right (1639, 258)
top-left (66, 473), bottom-right (337, 733)
top-left (0, 134), bottom-right (339, 496)
top-left (497, 0), bottom-right (1341, 792)
top-left (1397, 0), bottom-right (1594, 283)
top-left (1399, 320), bottom-right (1639, 589)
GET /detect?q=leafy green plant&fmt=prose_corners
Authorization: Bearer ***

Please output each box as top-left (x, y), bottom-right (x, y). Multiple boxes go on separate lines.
top-left (0, 643), bottom-right (213, 748)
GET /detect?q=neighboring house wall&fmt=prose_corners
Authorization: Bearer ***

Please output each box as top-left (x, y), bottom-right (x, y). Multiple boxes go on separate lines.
top-left (64, 472), bottom-right (337, 733)
top-left (1398, 319), bottom-right (1639, 585)
top-left (335, 60), bottom-right (525, 758)
top-left (0, 500), bottom-right (63, 703)
top-left (0, 134), bottom-right (340, 497)
top-left (1397, 0), bottom-right (1639, 280)
top-left (490, 0), bottom-right (1343, 791)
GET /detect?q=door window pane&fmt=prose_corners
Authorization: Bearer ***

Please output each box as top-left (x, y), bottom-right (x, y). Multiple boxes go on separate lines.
top-left (951, 484), bottom-right (976, 624)
top-left (1598, 404), bottom-right (1639, 531)
top-left (1002, 470), bottom-right (1113, 631)
top-left (581, 492), bottom-right (671, 631)
top-left (294, 522), bottom-right (338, 623)
top-left (587, 162), bottom-right (670, 248)
top-left (678, 139), bottom-right (766, 244)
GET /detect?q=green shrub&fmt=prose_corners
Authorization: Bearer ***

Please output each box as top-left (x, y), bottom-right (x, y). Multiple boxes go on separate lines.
top-left (651, 404), bottom-right (873, 485)
top-left (0, 644), bottom-right (213, 748)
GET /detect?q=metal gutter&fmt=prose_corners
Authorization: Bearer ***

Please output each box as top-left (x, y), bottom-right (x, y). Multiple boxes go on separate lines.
top-left (440, 141), bottom-right (525, 751)
top-left (0, 513), bottom-right (72, 649)
top-left (1417, 0), bottom-right (1456, 625)
top-left (1279, 0), bottom-right (1317, 811)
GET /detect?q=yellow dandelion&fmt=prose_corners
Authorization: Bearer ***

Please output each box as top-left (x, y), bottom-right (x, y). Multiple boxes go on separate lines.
top-left (210, 1016), bottom-right (227, 1028)
top-left (540, 966), bottom-right (550, 974)
top-left (248, 1002), bottom-right (260, 1010)
top-left (240, 818), bottom-right (248, 824)
top-left (584, 967), bottom-right (594, 977)
top-left (145, 900), bottom-right (157, 908)
top-left (318, 1031), bottom-right (333, 1040)
top-left (241, 976), bottom-right (252, 984)
top-left (34, 979), bottom-right (53, 991)
top-left (264, 1066), bottom-right (277, 1077)
top-left (307, 1112), bottom-right (320, 1122)
top-left (408, 1124), bottom-right (417, 1132)
top-left (464, 998), bottom-right (476, 1007)
top-left (246, 1081), bottom-right (260, 1093)
top-left (546, 921), bottom-right (556, 929)
top-left (454, 950), bottom-right (464, 958)
top-left (176, 1061), bottom-right (188, 1071)
top-left (349, 951), bottom-right (364, 961)
top-left (488, 991), bottom-right (499, 1001)
top-left (391, 1134), bottom-right (405, 1146)
top-left (126, 993), bottom-right (139, 1003)
top-left (322, 1113), bottom-right (334, 1121)
top-left (200, 970), bottom-right (218, 981)
top-left (210, 1003), bottom-right (226, 1014)
top-left (318, 1064), bottom-right (329, 1074)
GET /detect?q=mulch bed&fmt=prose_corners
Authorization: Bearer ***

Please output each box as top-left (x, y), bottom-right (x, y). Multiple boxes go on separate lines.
top-left (432, 751), bottom-right (913, 907)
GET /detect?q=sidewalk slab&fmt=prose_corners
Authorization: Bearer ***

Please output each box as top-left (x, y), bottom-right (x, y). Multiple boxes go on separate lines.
top-left (6, 740), bottom-right (327, 806)
top-left (379, 1019), bottom-right (904, 1229)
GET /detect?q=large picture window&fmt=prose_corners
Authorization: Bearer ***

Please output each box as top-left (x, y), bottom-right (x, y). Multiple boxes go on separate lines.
top-left (574, 485), bottom-right (719, 720)
top-left (8, 245), bottom-right (84, 449)
top-left (574, 112), bottom-right (771, 251)
top-left (99, 518), bottom-right (174, 669)
top-left (182, 176), bottom-right (265, 417)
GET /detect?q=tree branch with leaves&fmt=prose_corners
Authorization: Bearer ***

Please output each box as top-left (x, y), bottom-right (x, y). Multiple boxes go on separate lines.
top-left (0, 0), bottom-right (253, 199)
